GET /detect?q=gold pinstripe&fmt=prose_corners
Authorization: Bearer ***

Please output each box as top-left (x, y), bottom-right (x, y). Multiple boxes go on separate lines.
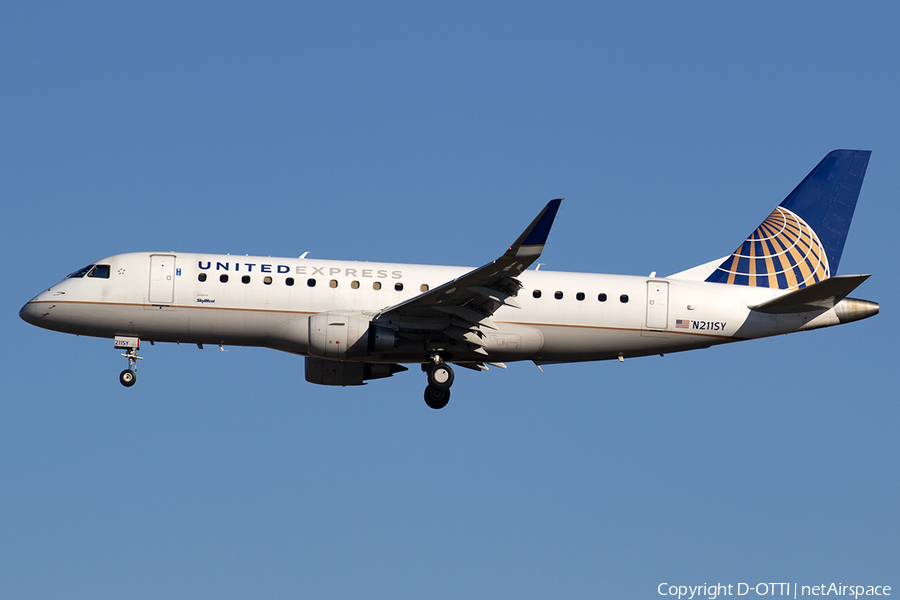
top-left (26, 300), bottom-right (737, 341)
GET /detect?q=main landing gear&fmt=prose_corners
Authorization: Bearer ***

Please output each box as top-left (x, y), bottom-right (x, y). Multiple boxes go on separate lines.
top-left (423, 358), bottom-right (454, 410)
top-left (119, 368), bottom-right (137, 387)
top-left (115, 336), bottom-right (142, 387)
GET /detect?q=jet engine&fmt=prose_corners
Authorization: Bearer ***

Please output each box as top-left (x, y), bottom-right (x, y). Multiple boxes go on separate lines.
top-left (305, 357), bottom-right (407, 386)
top-left (307, 311), bottom-right (397, 360)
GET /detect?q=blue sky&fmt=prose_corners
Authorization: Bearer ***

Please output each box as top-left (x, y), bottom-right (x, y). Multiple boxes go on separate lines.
top-left (2, 2), bottom-right (898, 598)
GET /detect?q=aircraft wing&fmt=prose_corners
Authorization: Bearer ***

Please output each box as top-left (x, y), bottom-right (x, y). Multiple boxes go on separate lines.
top-left (374, 199), bottom-right (562, 354)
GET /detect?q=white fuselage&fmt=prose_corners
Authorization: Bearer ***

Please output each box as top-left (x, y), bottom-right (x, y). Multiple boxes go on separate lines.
top-left (20, 251), bottom-right (867, 366)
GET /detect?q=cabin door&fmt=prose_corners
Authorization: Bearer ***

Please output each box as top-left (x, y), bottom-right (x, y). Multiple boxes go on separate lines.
top-left (646, 280), bottom-right (669, 329)
top-left (149, 254), bottom-right (176, 304)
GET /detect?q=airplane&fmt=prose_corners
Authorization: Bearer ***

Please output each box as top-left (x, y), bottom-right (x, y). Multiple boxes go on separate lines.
top-left (20, 149), bottom-right (879, 409)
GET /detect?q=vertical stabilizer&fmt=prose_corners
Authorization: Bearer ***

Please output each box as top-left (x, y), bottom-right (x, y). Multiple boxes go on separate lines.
top-left (705, 150), bottom-right (870, 289)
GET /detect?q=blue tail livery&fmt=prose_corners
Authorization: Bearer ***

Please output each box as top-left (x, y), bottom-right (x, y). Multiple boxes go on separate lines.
top-left (706, 150), bottom-right (870, 289)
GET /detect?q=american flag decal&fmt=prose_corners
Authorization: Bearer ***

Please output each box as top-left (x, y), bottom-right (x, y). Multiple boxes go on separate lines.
top-left (675, 319), bottom-right (690, 329)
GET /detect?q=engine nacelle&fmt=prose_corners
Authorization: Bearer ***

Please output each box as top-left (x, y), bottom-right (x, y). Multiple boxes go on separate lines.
top-left (305, 357), bottom-right (408, 386)
top-left (307, 312), bottom-right (397, 359)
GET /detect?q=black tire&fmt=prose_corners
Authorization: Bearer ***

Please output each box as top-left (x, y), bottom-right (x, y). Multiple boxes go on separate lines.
top-left (427, 363), bottom-right (454, 390)
top-left (424, 385), bottom-right (450, 409)
top-left (119, 369), bottom-right (137, 387)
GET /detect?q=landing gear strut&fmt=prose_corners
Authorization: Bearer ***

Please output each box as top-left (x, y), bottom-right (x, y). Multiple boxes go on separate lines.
top-left (423, 356), bottom-right (454, 409)
top-left (115, 336), bottom-right (142, 387)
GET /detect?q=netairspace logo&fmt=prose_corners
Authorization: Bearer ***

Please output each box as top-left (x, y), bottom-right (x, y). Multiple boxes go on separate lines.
top-left (658, 583), bottom-right (891, 599)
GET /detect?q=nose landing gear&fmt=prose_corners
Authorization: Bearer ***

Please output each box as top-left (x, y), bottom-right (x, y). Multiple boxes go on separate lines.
top-left (115, 336), bottom-right (142, 387)
top-left (423, 357), bottom-right (454, 409)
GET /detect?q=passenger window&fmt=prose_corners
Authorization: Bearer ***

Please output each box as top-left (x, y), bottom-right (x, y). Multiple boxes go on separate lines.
top-left (576, 292), bottom-right (585, 301)
top-left (88, 265), bottom-right (110, 279)
top-left (351, 281), bottom-right (360, 289)
top-left (395, 282), bottom-right (403, 291)
top-left (620, 294), bottom-right (629, 303)
top-left (263, 276), bottom-right (272, 285)
top-left (373, 281), bottom-right (382, 290)
top-left (242, 275), bottom-right (251, 284)
top-left (533, 290), bottom-right (541, 298)
top-left (286, 278), bottom-right (295, 286)
top-left (198, 273), bottom-right (207, 282)
top-left (554, 291), bottom-right (563, 300)
top-left (420, 284), bottom-right (429, 292)
top-left (220, 274), bottom-right (229, 283)
top-left (307, 278), bottom-right (316, 287)
top-left (598, 293), bottom-right (607, 302)
top-left (329, 279), bottom-right (338, 288)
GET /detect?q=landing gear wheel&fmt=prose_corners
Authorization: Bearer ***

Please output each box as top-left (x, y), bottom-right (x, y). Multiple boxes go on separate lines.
top-left (118, 342), bottom-right (142, 387)
top-left (427, 363), bottom-right (454, 390)
top-left (119, 369), bottom-right (137, 387)
top-left (424, 385), bottom-right (450, 409)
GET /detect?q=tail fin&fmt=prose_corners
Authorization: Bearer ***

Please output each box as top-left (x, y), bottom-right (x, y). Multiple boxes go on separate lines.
top-left (705, 149), bottom-right (870, 290)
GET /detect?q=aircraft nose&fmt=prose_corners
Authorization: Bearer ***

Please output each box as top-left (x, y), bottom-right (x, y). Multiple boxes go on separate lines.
top-left (19, 291), bottom-right (55, 326)
top-left (19, 300), bottom-right (42, 326)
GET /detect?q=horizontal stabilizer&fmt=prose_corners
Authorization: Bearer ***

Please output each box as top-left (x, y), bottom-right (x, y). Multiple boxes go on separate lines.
top-left (748, 274), bottom-right (870, 314)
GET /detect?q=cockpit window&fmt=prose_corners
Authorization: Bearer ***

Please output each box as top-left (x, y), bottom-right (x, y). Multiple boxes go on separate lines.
top-left (66, 265), bottom-right (94, 279)
top-left (65, 264), bottom-right (111, 279)
top-left (88, 265), bottom-right (110, 278)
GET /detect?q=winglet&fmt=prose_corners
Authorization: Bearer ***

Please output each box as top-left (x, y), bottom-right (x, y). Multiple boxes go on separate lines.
top-left (373, 199), bottom-right (563, 322)
top-left (507, 199), bottom-right (562, 258)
